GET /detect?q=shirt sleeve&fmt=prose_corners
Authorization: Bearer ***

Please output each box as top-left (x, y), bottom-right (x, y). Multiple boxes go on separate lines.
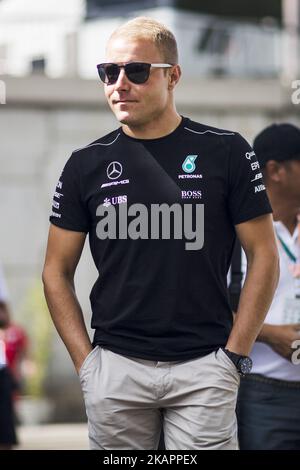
top-left (49, 153), bottom-right (90, 233)
top-left (228, 133), bottom-right (273, 225)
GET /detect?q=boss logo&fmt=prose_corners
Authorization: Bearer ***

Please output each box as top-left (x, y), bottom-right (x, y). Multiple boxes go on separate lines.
top-left (181, 190), bottom-right (202, 200)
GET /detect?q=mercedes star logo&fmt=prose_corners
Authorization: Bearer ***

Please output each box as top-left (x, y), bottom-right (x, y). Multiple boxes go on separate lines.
top-left (107, 161), bottom-right (123, 180)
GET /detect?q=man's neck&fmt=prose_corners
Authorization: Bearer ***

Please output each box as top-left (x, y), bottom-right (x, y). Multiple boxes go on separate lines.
top-left (121, 111), bottom-right (182, 140)
top-left (269, 193), bottom-right (298, 235)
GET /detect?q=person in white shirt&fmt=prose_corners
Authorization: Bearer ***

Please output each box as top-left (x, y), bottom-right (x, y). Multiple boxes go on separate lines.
top-left (237, 123), bottom-right (300, 450)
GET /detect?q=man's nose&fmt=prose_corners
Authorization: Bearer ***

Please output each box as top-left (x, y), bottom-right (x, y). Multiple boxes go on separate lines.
top-left (114, 68), bottom-right (130, 90)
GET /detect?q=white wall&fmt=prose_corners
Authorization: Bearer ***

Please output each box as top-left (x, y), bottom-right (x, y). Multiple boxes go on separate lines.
top-left (0, 0), bottom-right (85, 76)
top-left (0, 3), bottom-right (288, 79)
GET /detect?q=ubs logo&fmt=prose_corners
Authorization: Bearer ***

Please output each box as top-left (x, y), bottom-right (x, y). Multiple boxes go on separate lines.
top-left (103, 195), bottom-right (127, 207)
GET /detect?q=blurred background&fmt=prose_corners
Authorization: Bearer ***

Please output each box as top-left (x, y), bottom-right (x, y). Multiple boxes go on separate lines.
top-left (0, 0), bottom-right (299, 449)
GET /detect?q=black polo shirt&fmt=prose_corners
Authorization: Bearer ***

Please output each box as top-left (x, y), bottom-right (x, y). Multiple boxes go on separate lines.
top-left (49, 116), bottom-right (272, 361)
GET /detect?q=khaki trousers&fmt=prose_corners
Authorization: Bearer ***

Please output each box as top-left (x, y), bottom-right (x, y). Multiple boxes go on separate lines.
top-left (79, 346), bottom-right (240, 450)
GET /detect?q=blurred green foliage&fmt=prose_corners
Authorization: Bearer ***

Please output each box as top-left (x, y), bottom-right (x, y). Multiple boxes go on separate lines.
top-left (20, 279), bottom-right (52, 397)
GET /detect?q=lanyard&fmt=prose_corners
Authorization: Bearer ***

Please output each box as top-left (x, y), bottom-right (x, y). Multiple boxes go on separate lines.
top-left (275, 232), bottom-right (297, 263)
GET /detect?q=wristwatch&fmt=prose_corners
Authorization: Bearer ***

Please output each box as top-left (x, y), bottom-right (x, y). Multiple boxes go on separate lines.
top-left (222, 348), bottom-right (253, 375)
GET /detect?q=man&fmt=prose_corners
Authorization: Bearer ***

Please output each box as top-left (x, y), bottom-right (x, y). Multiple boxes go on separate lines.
top-left (237, 123), bottom-right (300, 450)
top-left (42, 17), bottom-right (279, 450)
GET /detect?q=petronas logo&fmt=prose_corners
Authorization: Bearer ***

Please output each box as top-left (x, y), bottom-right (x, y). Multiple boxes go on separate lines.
top-left (182, 155), bottom-right (198, 173)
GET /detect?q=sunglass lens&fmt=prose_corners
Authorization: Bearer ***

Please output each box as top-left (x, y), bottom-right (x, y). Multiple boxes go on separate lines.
top-left (97, 66), bottom-right (107, 83)
top-left (126, 63), bottom-right (150, 84)
top-left (104, 64), bottom-right (121, 84)
top-left (98, 64), bottom-right (120, 84)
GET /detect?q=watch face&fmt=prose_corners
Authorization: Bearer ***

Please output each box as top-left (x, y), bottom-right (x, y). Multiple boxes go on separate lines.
top-left (239, 357), bottom-right (253, 374)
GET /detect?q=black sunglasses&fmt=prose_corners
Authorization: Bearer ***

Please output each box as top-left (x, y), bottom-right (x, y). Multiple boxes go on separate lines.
top-left (97, 62), bottom-right (173, 85)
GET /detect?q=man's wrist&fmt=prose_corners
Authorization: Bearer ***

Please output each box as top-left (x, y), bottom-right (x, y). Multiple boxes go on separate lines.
top-left (225, 342), bottom-right (251, 357)
top-left (74, 346), bottom-right (93, 373)
top-left (222, 348), bottom-right (253, 375)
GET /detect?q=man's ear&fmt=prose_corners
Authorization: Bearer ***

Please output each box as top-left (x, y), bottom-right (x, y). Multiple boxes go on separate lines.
top-left (168, 65), bottom-right (181, 90)
top-left (266, 160), bottom-right (284, 183)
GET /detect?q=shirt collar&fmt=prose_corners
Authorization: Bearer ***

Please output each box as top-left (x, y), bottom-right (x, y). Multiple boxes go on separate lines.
top-left (274, 220), bottom-right (299, 244)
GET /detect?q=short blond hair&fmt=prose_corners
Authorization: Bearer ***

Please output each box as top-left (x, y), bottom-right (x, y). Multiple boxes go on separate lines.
top-left (107, 16), bottom-right (178, 64)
